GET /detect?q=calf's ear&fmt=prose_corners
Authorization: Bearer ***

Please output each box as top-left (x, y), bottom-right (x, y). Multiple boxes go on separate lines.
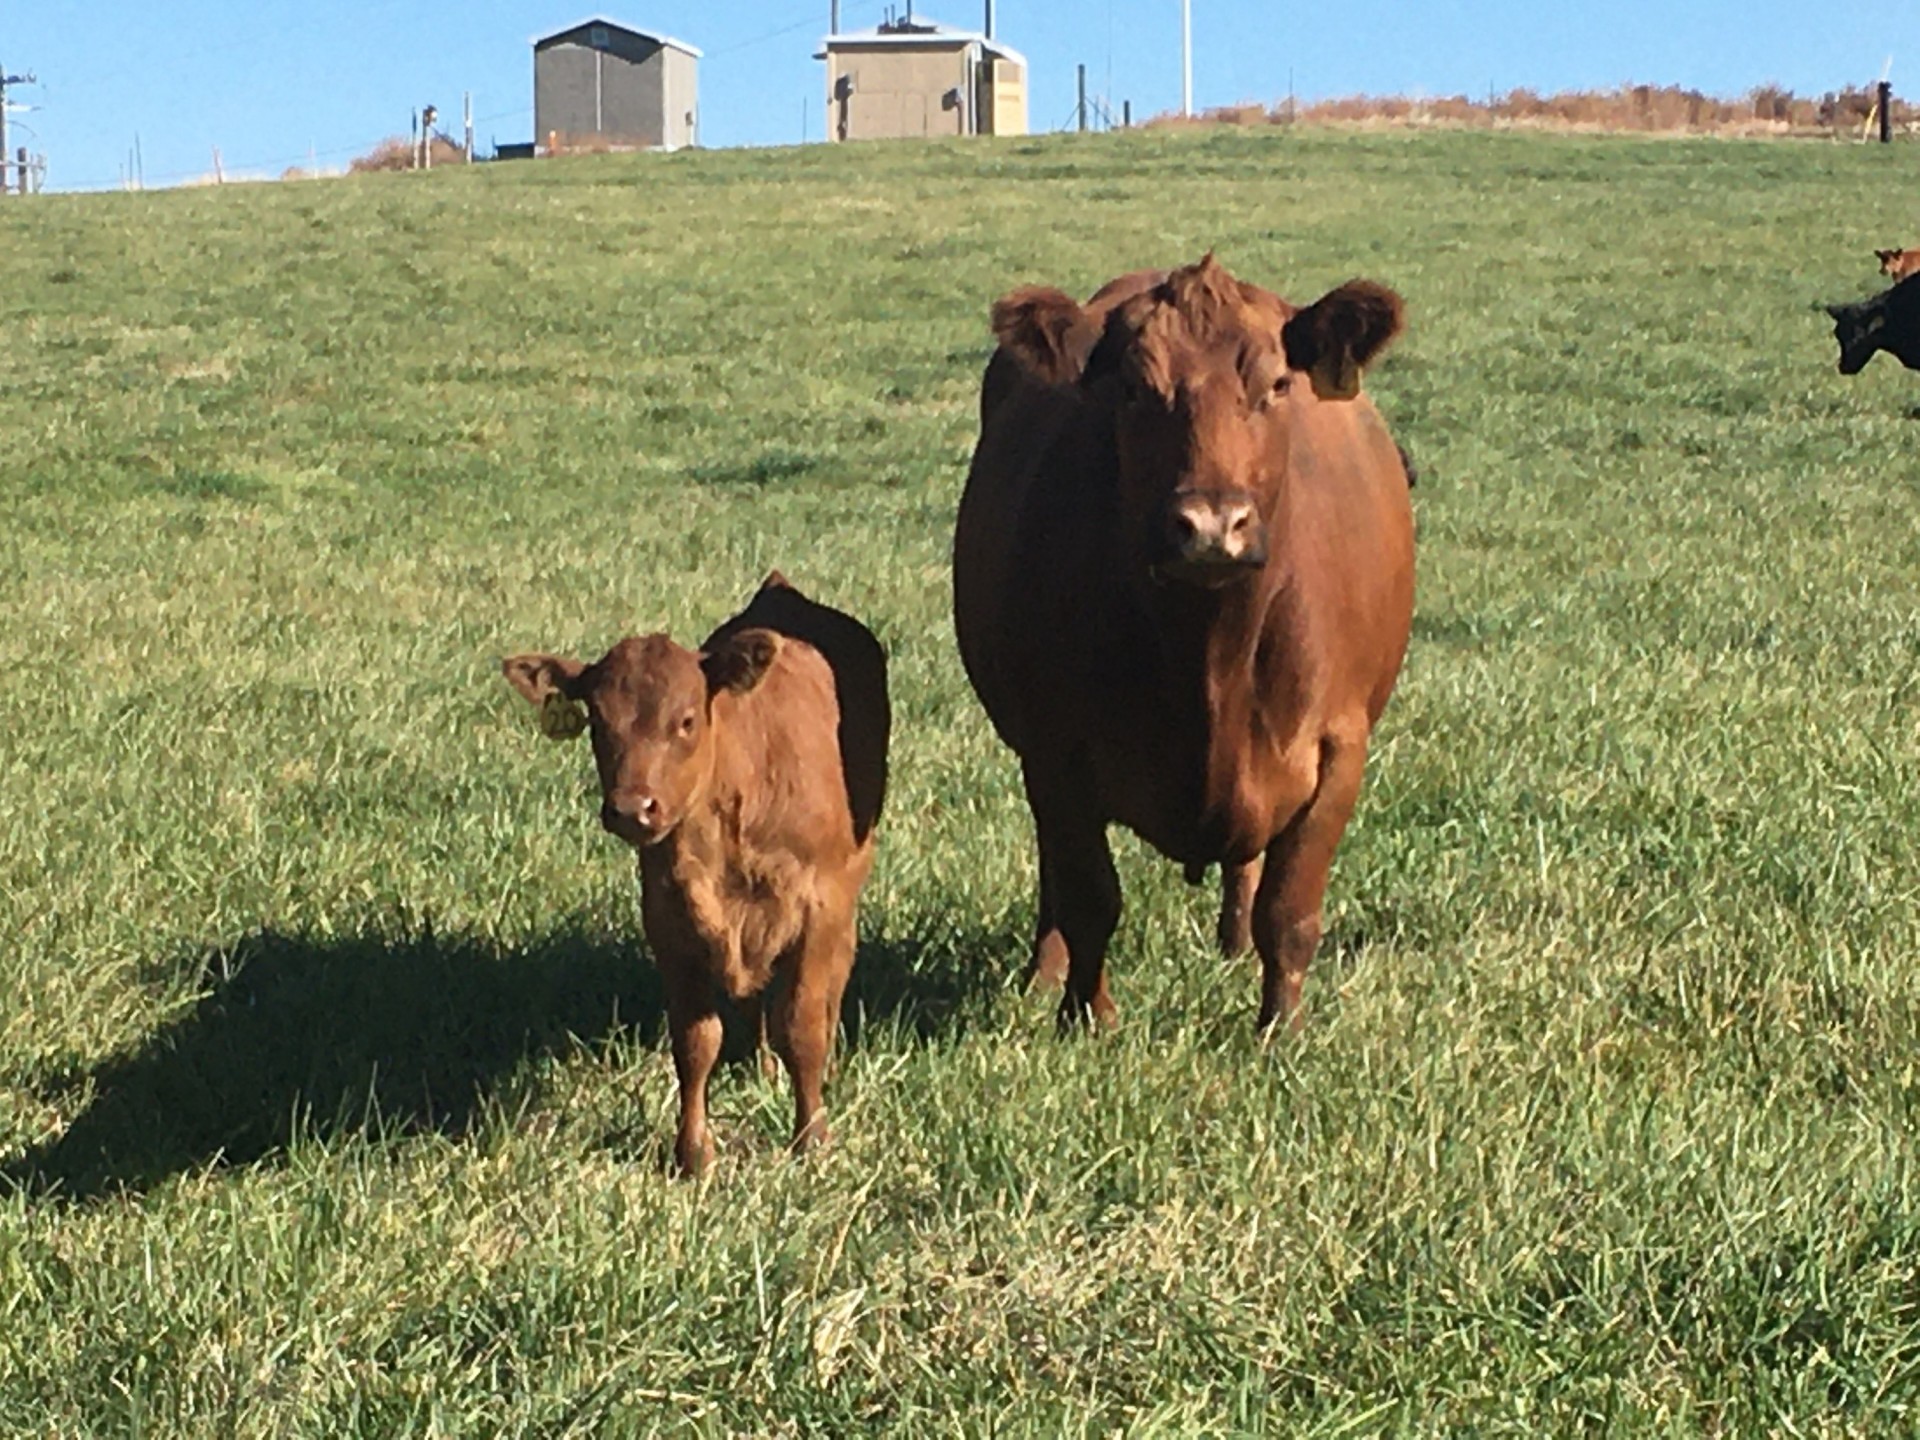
top-left (991, 286), bottom-right (1099, 386)
top-left (501, 654), bottom-right (590, 740)
top-left (1282, 280), bottom-right (1406, 400)
top-left (701, 628), bottom-right (782, 697)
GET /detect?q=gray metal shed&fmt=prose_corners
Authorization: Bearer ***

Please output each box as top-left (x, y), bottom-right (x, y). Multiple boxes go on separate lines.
top-left (533, 17), bottom-right (701, 153)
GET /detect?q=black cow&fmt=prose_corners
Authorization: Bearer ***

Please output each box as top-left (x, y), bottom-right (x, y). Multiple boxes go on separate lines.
top-left (1827, 275), bottom-right (1920, 375)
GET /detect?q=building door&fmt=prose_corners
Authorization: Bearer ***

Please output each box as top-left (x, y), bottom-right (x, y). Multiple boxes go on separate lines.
top-left (848, 92), bottom-right (901, 139)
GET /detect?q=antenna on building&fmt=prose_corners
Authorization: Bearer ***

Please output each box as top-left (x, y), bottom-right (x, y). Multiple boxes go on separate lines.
top-left (1181, 0), bottom-right (1193, 116)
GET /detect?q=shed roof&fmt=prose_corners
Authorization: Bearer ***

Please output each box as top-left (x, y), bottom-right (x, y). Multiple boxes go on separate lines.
top-left (818, 17), bottom-right (1025, 68)
top-left (533, 16), bottom-right (703, 59)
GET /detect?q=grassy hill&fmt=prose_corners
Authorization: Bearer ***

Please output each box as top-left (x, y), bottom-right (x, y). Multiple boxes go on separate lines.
top-left (2, 127), bottom-right (1919, 1434)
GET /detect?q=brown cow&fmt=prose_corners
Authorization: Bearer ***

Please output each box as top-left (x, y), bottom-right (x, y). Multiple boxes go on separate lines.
top-left (1877, 248), bottom-right (1920, 283)
top-left (502, 573), bottom-right (890, 1175)
top-left (953, 254), bottom-right (1415, 1032)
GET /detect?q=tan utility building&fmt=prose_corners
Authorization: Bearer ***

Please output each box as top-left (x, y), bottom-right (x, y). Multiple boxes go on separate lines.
top-left (820, 16), bottom-right (1028, 141)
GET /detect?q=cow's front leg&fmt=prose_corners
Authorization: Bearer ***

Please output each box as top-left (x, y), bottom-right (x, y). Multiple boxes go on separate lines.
top-left (1218, 858), bottom-right (1261, 957)
top-left (1023, 756), bottom-right (1121, 1030)
top-left (1027, 845), bottom-right (1070, 988)
top-left (1253, 736), bottom-right (1367, 1032)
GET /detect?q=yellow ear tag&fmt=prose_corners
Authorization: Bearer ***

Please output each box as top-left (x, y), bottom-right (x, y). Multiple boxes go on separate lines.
top-left (1309, 356), bottom-right (1362, 401)
top-left (538, 693), bottom-right (588, 739)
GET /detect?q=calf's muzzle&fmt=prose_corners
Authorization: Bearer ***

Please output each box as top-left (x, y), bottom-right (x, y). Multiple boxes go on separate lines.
top-left (602, 792), bottom-right (668, 845)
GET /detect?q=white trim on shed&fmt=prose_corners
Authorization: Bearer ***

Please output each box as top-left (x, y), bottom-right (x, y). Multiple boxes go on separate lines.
top-left (533, 15), bottom-right (704, 59)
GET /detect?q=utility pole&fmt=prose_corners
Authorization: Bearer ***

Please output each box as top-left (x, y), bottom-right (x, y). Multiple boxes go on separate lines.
top-left (463, 93), bottom-right (473, 162)
top-left (1181, 0), bottom-right (1193, 117)
top-left (1077, 64), bottom-right (1087, 131)
top-left (0, 64), bottom-right (39, 196)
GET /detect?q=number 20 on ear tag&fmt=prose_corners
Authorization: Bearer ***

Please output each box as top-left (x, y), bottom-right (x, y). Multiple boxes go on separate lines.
top-left (539, 692), bottom-right (588, 739)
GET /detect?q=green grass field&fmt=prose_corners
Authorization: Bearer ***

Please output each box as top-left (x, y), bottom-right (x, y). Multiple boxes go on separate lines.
top-left (3, 126), bottom-right (1919, 1435)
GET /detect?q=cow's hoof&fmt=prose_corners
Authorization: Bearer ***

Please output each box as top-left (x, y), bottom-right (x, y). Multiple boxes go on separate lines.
top-left (673, 1132), bottom-right (716, 1179)
top-left (1255, 1004), bottom-right (1307, 1039)
top-left (1055, 993), bottom-right (1119, 1033)
top-left (789, 1120), bottom-right (831, 1157)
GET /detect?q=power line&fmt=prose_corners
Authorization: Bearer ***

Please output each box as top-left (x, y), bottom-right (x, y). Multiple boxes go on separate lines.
top-left (40, 2), bottom-right (892, 191)
top-left (705, 17), bottom-right (820, 60)
top-left (705, 1), bottom-right (884, 62)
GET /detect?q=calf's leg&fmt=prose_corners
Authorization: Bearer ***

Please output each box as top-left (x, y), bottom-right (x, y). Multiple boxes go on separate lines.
top-left (663, 967), bottom-right (723, 1177)
top-left (1253, 737), bottom-right (1368, 1033)
top-left (736, 991), bottom-right (780, 1082)
top-left (771, 917), bottom-right (855, 1155)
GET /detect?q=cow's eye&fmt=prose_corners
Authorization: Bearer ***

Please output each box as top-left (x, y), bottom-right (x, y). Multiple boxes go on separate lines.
top-left (1264, 374), bottom-right (1293, 407)
top-left (678, 712), bottom-right (697, 737)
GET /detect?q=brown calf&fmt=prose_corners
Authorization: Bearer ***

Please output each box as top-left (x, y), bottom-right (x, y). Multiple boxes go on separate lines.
top-left (954, 255), bottom-right (1415, 1032)
top-left (502, 574), bottom-right (889, 1175)
top-left (1877, 248), bottom-right (1920, 283)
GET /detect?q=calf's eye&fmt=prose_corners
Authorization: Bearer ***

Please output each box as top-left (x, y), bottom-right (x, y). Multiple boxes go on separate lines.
top-left (679, 713), bottom-right (697, 737)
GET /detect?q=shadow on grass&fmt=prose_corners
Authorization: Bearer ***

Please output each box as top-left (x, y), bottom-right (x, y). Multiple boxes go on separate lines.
top-left (4, 916), bottom-right (1012, 1203)
top-left (844, 922), bottom-right (1014, 1050)
top-left (4, 923), bottom-right (656, 1204)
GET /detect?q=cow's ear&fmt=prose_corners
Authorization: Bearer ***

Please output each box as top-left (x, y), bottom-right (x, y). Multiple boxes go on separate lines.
top-left (702, 629), bottom-right (781, 697)
top-left (991, 286), bottom-right (1099, 385)
top-left (1877, 249), bottom-right (1898, 266)
top-left (502, 653), bottom-right (590, 740)
top-left (1282, 280), bottom-right (1406, 401)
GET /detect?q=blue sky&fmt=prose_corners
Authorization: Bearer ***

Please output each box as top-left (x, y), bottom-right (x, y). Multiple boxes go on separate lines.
top-left (3, 2), bottom-right (1911, 191)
